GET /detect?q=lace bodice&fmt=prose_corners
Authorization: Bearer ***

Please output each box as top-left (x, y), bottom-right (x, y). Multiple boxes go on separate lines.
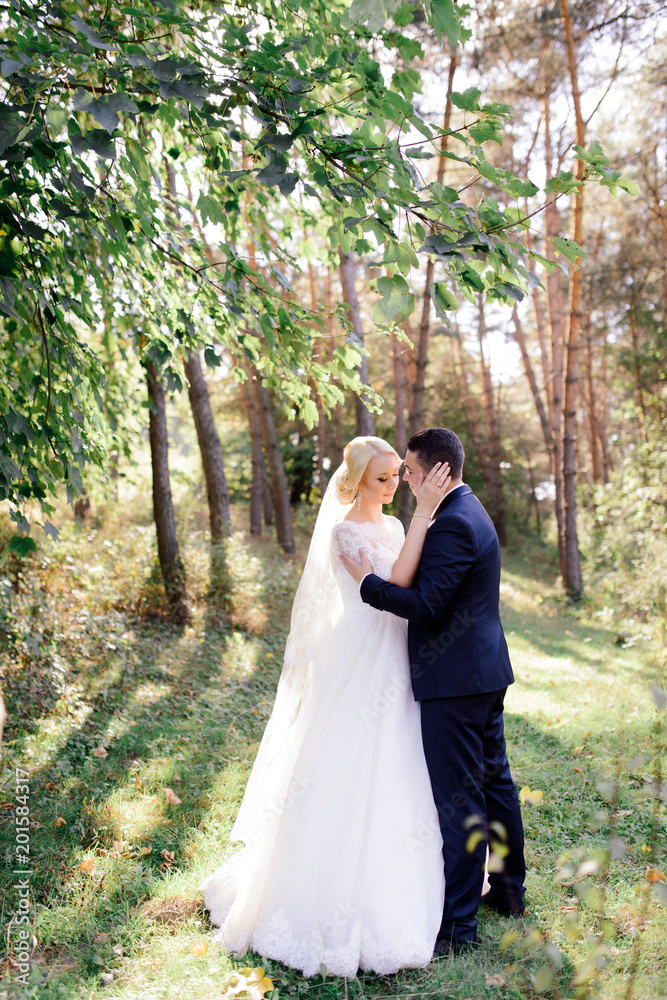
top-left (331, 516), bottom-right (404, 612)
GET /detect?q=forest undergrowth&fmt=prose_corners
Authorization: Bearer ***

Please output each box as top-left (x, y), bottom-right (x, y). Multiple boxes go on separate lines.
top-left (0, 490), bottom-right (665, 1000)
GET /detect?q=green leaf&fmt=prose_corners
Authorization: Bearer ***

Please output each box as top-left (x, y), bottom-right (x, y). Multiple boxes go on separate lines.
top-left (68, 464), bottom-right (84, 495)
top-left (372, 274), bottom-right (415, 323)
top-left (300, 398), bottom-right (318, 428)
top-left (334, 344), bottom-right (362, 369)
top-left (5, 535), bottom-right (37, 558)
top-left (197, 193), bottom-right (226, 225)
top-left (507, 177), bottom-right (538, 197)
top-left (204, 347), bottom-right (222, 368)
top-left (545, 171), bottom-right (582, 195)
top-left (424, 0), bottom-right (465, 46)
top-left (459, 264), bottom-right (485, 292)
top-left (551, 236), bottom-right (588, 265)
top-left (432, 281), bottom-right (459, 319)
top-left (504, 207), bottom-right (530, 229)
top-left (617, 177), bottom-right (639, 197)
top-left (257, 130), bottom-right (294, 153)
top-left (71, 14), bottom-right (115, 52)
top-left (574, 139), bottom-right (610, 168)
top-left (451, 88), bottom-right (481, 112)
top-left (71, 129), bottom-right (116, 160)
top-left (345, 0), bottom-right (402, 33)
top-left (126, 137), bottom-right (151, 183)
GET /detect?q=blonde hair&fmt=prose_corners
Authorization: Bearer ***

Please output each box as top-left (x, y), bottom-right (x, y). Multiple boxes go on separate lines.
top-left (336, 436), bottom-right (399, 504)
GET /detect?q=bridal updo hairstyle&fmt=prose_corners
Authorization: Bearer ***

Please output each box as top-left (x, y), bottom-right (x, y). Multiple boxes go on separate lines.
top-left (336, 436), bottom-right (399, 505)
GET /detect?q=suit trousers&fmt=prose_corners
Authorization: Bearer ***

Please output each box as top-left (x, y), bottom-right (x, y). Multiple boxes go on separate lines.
top-left (420, 687), bottom-right (525, 945)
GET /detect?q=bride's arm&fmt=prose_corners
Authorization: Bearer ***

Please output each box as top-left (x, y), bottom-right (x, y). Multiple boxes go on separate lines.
top-left (389, 463), bottom-right (451, 587)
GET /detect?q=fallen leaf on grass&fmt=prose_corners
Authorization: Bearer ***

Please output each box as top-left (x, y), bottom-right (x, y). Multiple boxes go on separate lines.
top-left (191, 939), bottom-right (209, 956)
top-left (56, 817), bottom-right (66, 826)
top-left (500, 929), bottom-right (520, 950)
top-left (92, 746), bottom-right (108, 759)
top-left (159, 849), bottom-right (176, 870)
top-left (519, 786), bottom-right (544, 806)
top-left (225, 967), bottom-right (274, 998)
top-left (139, 846), bottom-right (152, 856)
top-left (646, 866), bottom-right (665, 882)
top-left (109, 840), bottom-right (126, 858)
top-left (163, 787), bottom-right (182, 805)
top-left (485, 973), bottom-right (506, 986)
top-left (79, 858), bottom-right (96, 873)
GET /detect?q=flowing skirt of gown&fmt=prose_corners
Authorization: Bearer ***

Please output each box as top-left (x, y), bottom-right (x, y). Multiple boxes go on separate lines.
top-left (201, 605), bottom-right (445, 978)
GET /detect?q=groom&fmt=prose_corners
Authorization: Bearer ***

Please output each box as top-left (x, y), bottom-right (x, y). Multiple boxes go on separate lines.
top-left (342, 427), bottom-right (526, 955)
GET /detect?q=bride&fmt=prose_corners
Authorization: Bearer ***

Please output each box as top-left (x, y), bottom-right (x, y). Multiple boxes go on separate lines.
top-left (201, 436), bottom-right (451, 977)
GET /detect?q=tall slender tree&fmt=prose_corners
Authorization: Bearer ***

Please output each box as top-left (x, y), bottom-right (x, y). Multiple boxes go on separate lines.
top-left (184, 349), bottom-right (231, 597)
top-left (559, 0), bottom-right (585, 600)
top-left (339, 251), bottom-right (374, 437)
top-left (250, 369), bottom-right (296, 554)
top-left (145, 360), bottom-right (188, 620)
top-left (240, 380), bottom-right (264, 536)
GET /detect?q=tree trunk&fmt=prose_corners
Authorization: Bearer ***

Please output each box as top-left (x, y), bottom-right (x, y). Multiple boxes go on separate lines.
top-left (240, 380), bottom-right (263, 536)
top-left (250, 370), bottom-right (296, 553)
top-left (598, 333), bottom-right (613, 481)
top-left (165, 159), bottom-right (230, 598)
top-left (392, 329), bottom-right (412, 528)
top-left (524, 227), bottom-right (551, 393)
top-left (560, 0), bottom-right (584, 600)
top-left (477, 300), bottom-right (507, 546)
top-left (456, 334), bottom-right (490, 486)
top-left (326, 269), bottom-right (345, 470)
top-left (628, 307), bottom-right (648, 441)
top-left (315, 395), bottom-right (328, 499)
top-left (261, 464), bottom-right (274, 526)
top-left (184, 349), bottom-right (231, 597)
top-left (338, 250), bottom-right (374, 436)
top-left (524, 446), bottom-right (542, 541)
top-left (511, 304), bottom-right (554, 456)
top-left (408, 51), bottom-right (457, 437)
top-left (146, 360), bottom-right (188, 620)
top-left (543, 79), bottom-right (567, 580)
top-left (582, 323), bottom-right (602, 482)
top-left (308, 262), bottom-right (328, 499)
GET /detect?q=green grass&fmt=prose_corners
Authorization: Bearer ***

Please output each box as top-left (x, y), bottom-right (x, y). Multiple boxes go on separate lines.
top-left (1, 501), bottom-right (666, 1000)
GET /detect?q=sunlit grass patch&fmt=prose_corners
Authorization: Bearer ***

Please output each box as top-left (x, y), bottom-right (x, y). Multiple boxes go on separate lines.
top-left (1, 499), bottom-right (666, 999)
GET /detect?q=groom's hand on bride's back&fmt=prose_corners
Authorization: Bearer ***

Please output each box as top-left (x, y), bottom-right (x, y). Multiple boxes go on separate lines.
top-left (341, 549), bottom-right (373, 585)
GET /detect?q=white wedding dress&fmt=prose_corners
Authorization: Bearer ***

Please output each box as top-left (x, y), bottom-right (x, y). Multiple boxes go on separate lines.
top-left (201, 514), bottom-right (444, 978)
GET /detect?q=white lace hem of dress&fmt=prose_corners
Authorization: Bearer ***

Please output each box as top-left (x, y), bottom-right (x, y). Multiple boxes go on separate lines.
top-left (213, 905), bottom-right (436, 978)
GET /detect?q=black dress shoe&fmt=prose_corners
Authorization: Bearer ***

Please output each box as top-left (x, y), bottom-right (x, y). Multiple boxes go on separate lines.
top-left (480, 890), bottom-right (525, 917)
top-left (433, 938), bottom-right (479, 958)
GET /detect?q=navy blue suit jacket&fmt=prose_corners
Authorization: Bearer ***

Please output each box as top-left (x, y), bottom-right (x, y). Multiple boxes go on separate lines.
top-left (360, 485), bottom-right (514, 700)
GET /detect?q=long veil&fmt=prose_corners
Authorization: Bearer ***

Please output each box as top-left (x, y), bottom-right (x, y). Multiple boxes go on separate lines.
top-left (231, 463), bottom-right (352, 842)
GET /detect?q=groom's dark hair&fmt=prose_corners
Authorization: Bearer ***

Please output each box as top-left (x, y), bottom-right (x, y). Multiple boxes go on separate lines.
top-left (407, 427), bottom-right (465, 479)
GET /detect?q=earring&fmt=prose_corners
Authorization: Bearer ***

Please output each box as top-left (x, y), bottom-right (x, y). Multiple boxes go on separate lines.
top-left (356, 489), bottom-right (362, 509)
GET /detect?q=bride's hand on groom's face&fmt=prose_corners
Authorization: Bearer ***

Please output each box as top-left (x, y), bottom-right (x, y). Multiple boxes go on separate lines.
top-left (340, 549), bottom-right (373, 584)
top-left (414, 462), bottom-right (451, 515)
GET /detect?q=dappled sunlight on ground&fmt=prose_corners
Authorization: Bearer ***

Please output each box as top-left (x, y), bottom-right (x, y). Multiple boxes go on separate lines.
top-left (1, 510), bottom-right (665, 999)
